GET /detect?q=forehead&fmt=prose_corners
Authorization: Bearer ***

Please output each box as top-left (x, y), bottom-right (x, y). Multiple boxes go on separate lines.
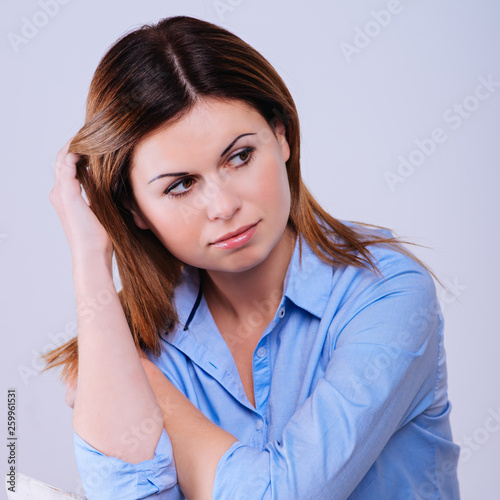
top-left (130, 98), bottom-right (266, 172)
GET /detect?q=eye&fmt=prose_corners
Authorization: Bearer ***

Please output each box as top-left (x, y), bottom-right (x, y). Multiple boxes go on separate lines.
top-left (227, 147), bottom-right (256, 168)
top-left (164, 177), bottom-right (195, 198)
top-left (162, 147), bottom-right (256, 200)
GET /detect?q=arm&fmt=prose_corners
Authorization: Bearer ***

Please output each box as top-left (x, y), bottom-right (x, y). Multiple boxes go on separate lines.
top-left (141, 358), bottom-right (237, 500)
top-left (72, 257), bottom-right (164, 463)
top-left (144, 258), bottom-right (443, 499)
top-left (50, 140), bottom-right (163, 463)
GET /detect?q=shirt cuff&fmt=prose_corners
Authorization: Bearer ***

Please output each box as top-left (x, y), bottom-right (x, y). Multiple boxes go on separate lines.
top-left (213, 441), bottom-right (270, 499)
top-left (74, 428), bottom-right (177, 500)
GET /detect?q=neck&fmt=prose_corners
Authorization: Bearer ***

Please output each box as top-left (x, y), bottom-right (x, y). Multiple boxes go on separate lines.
top-left (201, 226), bottom-right (297, 324)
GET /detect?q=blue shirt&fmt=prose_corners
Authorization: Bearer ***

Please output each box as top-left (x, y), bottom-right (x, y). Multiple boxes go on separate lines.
top-left (74, 222), bottom-right (460, 499)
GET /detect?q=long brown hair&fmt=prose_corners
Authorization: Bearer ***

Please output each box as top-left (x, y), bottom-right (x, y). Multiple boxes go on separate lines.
top-left (43, 15), bottom-right (439, 385)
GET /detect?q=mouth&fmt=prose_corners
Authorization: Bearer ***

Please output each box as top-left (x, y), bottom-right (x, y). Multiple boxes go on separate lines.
top-left (210, 222), bottom-right (258, 245)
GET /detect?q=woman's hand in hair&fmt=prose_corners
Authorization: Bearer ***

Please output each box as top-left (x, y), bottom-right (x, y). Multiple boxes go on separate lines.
top-left (50, 137), bottom-right (113, 269)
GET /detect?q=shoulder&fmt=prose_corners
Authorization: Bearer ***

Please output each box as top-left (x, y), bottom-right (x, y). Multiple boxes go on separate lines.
top-left (339, 219), bottom-right (435, 289)
top-left (325, 221), bottom-right (441, 345)
top-left (299, 219), bottom-right (439, 319)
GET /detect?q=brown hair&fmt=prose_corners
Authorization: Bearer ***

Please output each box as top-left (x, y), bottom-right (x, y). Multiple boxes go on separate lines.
top-left (43, 15), bottom-right (439, 385)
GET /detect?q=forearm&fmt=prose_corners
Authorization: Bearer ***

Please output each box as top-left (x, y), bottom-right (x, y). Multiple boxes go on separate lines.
top-left (143, 360), bottom-right (237, 499)
top-left (73, 254), bottom-right (163, 464)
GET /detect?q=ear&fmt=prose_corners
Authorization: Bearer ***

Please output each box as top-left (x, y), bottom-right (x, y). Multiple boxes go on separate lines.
top-left (273, 119), bottom-right (290, 163)
top-left (123, 198), bottom-right (150, 230)
top-left (130, 208), bottom-right (150, 230)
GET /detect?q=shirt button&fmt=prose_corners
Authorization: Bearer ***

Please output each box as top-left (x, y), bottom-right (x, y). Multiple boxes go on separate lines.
top-left (256, 420), bottom-right (263, 430)
top-left (257, 347), bottom-right (266, 357)
top-left (278, 307), bottom-right (285, 318)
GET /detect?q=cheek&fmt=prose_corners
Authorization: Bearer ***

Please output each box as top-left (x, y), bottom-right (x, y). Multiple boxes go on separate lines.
top-left (141, 204), bottom-right (191, 251)
top-left (252, 157), bottom-right (290, 212)
top-left (157, 225), bottom-right (203, 265)
top-left (158, 214), bottom-right (199, 247)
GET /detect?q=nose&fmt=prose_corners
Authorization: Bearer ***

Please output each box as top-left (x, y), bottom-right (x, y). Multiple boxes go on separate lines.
top-left (205, 177), bottom-right (241, 221)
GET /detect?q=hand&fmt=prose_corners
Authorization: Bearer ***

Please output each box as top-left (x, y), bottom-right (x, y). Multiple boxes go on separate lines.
top-left (49, 138), bottom-right (113, 267)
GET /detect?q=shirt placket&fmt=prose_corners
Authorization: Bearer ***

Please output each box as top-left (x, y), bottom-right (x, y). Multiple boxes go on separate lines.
top-left (251, 299), bottom-right (287, 448)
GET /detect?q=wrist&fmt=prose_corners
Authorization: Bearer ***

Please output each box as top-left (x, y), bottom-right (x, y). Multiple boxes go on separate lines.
top-left (72, 250), bottom-right (113, 277)
top-left (72, 252), bottom-right (115, 297)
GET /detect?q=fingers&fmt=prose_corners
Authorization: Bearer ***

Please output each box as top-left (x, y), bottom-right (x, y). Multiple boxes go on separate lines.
top-left (49, 135), bottom-right (113, 262)
top-left (57, 136), bottom-right (79, 163)
top-left (50, 137), bottom-right (83, 208)
top-left (55, 137), bottom-right (81, 178)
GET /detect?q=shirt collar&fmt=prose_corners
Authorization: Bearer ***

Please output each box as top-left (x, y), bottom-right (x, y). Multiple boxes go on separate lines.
top-left (171, 265), bottom-right (202, 333)
top-left (281, 234), bottom-right (334, 319)
top-left (170, 234), bottom-right (333, 337)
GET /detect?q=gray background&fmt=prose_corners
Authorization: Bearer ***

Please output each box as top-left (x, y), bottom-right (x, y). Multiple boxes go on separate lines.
top-left (1, 0), bottom-right (499, 498)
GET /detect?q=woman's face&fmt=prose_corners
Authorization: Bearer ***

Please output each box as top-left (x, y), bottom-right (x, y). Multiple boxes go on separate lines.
top-left (128, 98), bottom-right (291, 274)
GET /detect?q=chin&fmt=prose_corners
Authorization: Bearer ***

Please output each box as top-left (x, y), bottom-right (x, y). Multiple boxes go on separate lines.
top-left (210, 245), bottom-right (271, 274)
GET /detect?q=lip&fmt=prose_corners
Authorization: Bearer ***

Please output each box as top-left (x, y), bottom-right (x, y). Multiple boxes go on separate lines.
top-left (210, 221), bottom-right (260, 249)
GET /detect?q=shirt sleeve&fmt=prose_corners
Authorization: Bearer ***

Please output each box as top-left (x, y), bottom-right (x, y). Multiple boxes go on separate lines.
top-left (74, 427), bottom-right (179, 499)
top-left (213, 251), bottom-right (443, 499)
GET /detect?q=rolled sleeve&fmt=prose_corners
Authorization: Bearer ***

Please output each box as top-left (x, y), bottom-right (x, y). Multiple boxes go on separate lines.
top-left (213, 255), bottom-right (443, 499)
top-left (214, 442), bottom-right (272, 500)
top-left (74, 428), bottom-right (178, 499)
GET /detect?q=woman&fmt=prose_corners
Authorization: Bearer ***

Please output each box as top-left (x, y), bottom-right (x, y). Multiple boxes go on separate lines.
top-left (45, 15), bottom-right (460, 500)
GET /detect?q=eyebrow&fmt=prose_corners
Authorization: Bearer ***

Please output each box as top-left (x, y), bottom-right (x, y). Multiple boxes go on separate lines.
top-left (147, 132), bottom-right (257, 184)
top-left (220, 133), bottom-right (256, 157)
top-left (148, 171), bottom-right (189, 184)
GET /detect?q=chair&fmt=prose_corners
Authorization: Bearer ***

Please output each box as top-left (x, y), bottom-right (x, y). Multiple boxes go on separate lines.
top-left (5, 473), bottom-right (85, 499)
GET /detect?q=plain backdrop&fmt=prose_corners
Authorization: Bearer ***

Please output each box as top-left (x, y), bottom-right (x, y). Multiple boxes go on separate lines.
top-left (1, 0), bottom-right (499, 498)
